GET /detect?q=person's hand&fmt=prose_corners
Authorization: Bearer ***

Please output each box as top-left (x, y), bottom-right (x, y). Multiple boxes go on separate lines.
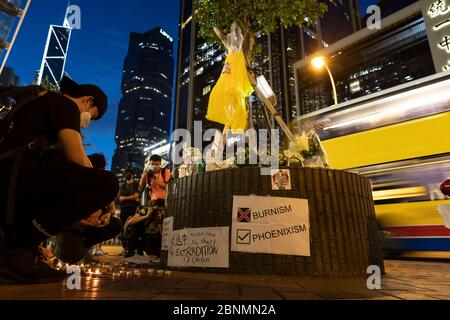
top-left (79, 211), bottom-right (103, 227)
top-left (98, 212), bottom-right (112, 227)
top-left (107, 201), bottom-right (116, 213)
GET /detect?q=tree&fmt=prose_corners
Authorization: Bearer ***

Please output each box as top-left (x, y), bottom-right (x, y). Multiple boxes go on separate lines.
top-left (196, 0), bottom-right (327, 67)
top-left (40, 75), bottom-right (60, 93)
top-left (195, 0), bottom-right (328, 140)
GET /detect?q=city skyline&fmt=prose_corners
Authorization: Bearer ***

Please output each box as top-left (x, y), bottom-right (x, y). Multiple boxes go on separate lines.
top-left (3, 0), bottom-right (179, 169)
top-left (1, 0), bottom-right (406, 169)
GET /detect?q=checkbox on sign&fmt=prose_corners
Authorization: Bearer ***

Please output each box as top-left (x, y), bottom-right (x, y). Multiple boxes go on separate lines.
top-left (237, 229), bottom-right (251, 245)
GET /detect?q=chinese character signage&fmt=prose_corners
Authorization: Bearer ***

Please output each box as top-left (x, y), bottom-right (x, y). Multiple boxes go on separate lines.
top-left (423, 0), bottom-right (450, 72)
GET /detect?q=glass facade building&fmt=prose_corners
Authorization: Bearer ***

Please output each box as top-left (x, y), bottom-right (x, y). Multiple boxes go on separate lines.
top-left (0, 0), bottom-right (23, 56)
top-left (112, 27), bottom-right (174, 175)
top-left (37, 24), bottom-right (71, 86)
top-left (174, 0), bottom-right (360, 134)
top-left (297, 2), bottom-right (435, 115)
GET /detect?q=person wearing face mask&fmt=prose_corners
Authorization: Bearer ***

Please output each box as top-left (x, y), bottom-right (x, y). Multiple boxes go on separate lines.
top-left (0, 76), bottom-right (118, 283)
top-left (138, 154), bottom-right (171, 207)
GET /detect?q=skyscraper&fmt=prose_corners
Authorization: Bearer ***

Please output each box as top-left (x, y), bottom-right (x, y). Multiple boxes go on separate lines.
top-left (36, 6), bottom-right (74, 86)
top-left (112, 27), bottom-right (174, 175)
top-left (295, 0), bottom-right (434, 114)
top-left (174, 0), bottom-right (360, 134)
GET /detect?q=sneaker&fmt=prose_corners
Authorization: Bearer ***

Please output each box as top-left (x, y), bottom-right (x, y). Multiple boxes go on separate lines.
top-left (94, 249), bottom-right (108, 256)
top-left (82, 249), bottom-right (98, 264)
top-left (0, 245), bottom-right (66, 284)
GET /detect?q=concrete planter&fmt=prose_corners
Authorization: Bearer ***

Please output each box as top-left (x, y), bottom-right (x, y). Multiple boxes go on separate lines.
top-left (162, 167), bottom-right (384, 277)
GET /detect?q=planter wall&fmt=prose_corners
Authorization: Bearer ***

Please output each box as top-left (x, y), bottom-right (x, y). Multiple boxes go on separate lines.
top-left (162, 167), bottom-right (384, 277)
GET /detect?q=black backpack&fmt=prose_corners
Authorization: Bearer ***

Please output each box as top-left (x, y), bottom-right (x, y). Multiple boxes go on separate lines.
top-left (0, 85), bottom-right (48, 224)
top-left (0, 85), bottom-right (47, 144)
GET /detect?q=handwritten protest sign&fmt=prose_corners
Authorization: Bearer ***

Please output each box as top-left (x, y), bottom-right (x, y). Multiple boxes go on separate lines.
top-left (161, 217), bottom-right (174, 250)
top-left (167, 227), bottom-right (229, 268)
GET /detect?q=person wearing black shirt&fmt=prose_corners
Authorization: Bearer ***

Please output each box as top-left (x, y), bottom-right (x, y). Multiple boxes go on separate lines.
top-left (119, 169), bottom-right (139, 225)
top-left (51, 153), bottom-right (122, 264)
top-left (0, 76), bottom-right (118, 284)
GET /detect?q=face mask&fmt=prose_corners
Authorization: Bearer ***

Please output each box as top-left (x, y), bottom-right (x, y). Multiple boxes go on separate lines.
top-left (80, 112), bottom-right (92, 129)
top-left (151, 165), bottom-right (161, 173)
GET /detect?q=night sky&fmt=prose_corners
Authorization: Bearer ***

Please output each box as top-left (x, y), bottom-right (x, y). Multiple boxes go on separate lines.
top-left (5, 0), bottom-right (380, 170)
top-left (6, 0), bottom-right (180, 169)
top-left (358, 0), bottom-right (381, 15)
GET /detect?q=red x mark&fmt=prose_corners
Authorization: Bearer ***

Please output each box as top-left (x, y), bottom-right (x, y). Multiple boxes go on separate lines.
top-left (238, 208), bottom-right (251, 223)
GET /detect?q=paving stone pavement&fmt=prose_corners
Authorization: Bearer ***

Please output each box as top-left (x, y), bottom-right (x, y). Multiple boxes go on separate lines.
top-left (0, 246), bottom-right (449, 300)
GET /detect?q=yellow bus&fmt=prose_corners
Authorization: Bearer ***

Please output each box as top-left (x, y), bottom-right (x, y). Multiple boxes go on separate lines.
top-left (292, 72), bottom-right (450, 259)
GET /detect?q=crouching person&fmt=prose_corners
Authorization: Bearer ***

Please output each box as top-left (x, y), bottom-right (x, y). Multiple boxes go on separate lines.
top-left (52, 203), bottom-right (122, 264)
top-left (122, 200), bottom-right (163, 260)
top-left (0, 76), bottom-right (118, 283)
top-left (52, 153), bottom-right (122, 264)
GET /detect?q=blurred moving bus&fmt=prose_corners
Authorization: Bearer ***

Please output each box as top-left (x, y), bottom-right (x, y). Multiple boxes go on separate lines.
top-left (291, 72), bottom-right (450, 259)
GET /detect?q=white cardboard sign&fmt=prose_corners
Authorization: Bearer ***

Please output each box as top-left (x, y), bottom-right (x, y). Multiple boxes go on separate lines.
top-left (167, 227), bottom-right (229, 268)
top-left (231, 196), bottom-right (310, 256)
top-left (161, 217), bottom-right (174, 250)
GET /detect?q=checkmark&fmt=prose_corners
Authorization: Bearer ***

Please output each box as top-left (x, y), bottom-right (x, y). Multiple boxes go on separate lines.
top-left (237, 229), bottom-right (251, 245)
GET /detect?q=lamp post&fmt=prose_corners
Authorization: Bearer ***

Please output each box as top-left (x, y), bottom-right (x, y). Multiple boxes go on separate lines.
top-left (311, 56), bottom-right (338, 106)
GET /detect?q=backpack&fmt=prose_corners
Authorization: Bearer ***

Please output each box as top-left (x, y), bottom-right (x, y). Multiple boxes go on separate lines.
top-left (0, 85), bottom-right (47, 144)
top-left (0, 85), bottom-right (48, 224)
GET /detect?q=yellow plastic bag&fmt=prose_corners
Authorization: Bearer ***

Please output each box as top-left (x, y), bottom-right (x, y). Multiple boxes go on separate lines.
top-left (206, 25), bottom-right (254, 131)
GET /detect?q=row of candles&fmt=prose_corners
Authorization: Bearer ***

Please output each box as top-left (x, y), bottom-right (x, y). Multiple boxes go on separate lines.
top-left (111, 269), bottom-right (172, 279)
top-left (55, 261), bottom-right (172, 279)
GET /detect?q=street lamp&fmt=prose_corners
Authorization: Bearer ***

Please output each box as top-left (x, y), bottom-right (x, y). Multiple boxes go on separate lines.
top-left (311, 56), bottom-right (338, 105)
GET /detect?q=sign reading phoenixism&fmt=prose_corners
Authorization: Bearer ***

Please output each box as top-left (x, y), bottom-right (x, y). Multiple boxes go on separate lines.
top-left (231, 196), bottom-right (310, 256)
